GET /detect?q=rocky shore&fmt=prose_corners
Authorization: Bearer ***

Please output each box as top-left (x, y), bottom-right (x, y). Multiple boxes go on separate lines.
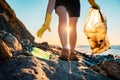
top-left (0, 42), bottom-right (120, 80)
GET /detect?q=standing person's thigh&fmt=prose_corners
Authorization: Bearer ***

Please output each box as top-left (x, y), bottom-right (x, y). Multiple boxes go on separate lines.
top-left (55, 0), bottom-right (68, 17)
top-left (56, 6), bottom-right (67, 18)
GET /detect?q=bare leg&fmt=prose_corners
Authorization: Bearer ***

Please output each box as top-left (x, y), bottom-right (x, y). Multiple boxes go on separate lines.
top-left (56, 6), bottom-right (67, 49)
top-left (69, 17), bottom-right (78, 52)
top-left (56, 6), bottom-right (69, 60)
top-left (69, 17), bottom-right (79, 61)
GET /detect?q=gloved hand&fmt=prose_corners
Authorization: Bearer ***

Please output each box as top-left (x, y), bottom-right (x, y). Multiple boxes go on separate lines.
top-left (88, 0), bottom-right (100, 10)
top-left (37, 13), bottom-right (52, 38)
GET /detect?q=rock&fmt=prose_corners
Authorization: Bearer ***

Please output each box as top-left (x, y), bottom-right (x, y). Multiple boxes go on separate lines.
top-left (0, 31), bottom-right (22, 52)
top-left (0, 51), bottom-right (111, 80)
top-left (21, 39), bottom-right (32, 51)
top-left (0, 38), bottom-right (12, 60)
top-left (0, 0), bottom-right (34, 42)
top-left (0, 56), bottom-right (49, 80)
top-left (82, 53), bottom-right (115, 66)
top-left (91, 60), bottom-right (120, 80)
top-left (101, 60), bottom-right (120, 80)
top-left (91, 65), bottom-right (108, 76)
top-left (0, 44), bottom-right (112, 80)
top-left (35, 42), bottom-right (49, 51)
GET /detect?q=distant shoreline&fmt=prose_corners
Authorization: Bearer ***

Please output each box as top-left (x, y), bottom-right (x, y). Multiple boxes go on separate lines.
top-left (76, 45), bottom-right (120, 56)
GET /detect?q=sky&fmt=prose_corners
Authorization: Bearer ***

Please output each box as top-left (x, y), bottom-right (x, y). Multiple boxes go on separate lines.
top-left (6, 0), bottom-right (120, 46)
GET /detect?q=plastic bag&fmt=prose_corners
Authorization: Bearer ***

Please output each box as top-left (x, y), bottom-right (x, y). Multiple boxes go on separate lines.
top-left (84, 8), bottom-right (110, 54)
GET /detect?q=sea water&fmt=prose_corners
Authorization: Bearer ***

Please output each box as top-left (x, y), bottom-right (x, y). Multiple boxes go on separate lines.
top-left (76, 45), bottom-right (120, 56)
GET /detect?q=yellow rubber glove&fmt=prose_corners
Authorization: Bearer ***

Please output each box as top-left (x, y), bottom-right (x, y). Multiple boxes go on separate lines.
top-left (88, 0), bottom-right (100, 10)
top-left (37, 13), bottom-right (52, 38)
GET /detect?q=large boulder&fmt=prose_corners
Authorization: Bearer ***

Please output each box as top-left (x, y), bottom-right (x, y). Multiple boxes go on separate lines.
top-left (0, 56), bottom-right (49, 80)
top-left (0, 31), bottom-right (22, 52)
top-left (91, 60), bottom-right (120, 80)
top-left (100, 60), bottom-right (120, 80)
top-left (0, 0), bottom-right (34, 42)
top-left (0, 38), bottom-right (12, 60)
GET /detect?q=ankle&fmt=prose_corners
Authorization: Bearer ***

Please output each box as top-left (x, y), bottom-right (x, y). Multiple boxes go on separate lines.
top-left (61, 48), bottom-right (69, 55)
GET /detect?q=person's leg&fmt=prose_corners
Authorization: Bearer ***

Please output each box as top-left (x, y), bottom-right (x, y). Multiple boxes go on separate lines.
top-left (56, 6), bottom-right (69, 60)
top-left (69, 17), bottom-right (78, 52)
top-left (56, 6), bottom-right (67, 49)
top-left (65, 0), bottom-right (80, 61)
top-left (69, 17), bottom-right (79, 61)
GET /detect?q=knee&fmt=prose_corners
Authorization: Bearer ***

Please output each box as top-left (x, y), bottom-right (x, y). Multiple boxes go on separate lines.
top-left (69, 18), bottom-right (78, 28)
top-left (56, 6), bottom-right (67, 18)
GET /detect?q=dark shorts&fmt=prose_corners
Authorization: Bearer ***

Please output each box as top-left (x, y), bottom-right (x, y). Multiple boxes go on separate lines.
top-left (55, 0), bottom-right (80, 17)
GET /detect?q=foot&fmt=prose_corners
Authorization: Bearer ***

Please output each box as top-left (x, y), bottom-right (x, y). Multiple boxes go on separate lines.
top-left (59, 48), bottom-right (69, 61)
top-left (69, 52), bottom-right (78, 61)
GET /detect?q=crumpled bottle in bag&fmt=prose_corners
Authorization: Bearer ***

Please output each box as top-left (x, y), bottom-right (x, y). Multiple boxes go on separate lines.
top-left (84, 8), bottom-right (110, 54)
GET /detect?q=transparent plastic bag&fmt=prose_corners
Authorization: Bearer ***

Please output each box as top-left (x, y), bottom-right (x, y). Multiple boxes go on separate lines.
top-left (84, 8), bottom-right (110, 54)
